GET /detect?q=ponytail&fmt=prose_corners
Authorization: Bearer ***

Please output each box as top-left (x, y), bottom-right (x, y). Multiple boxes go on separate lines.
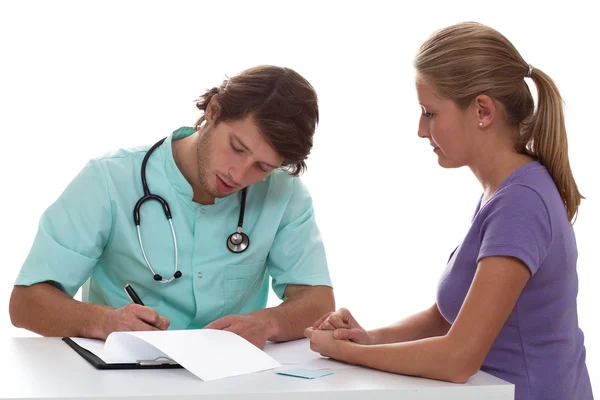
top-left (518, 68), bottom-right (583, 222)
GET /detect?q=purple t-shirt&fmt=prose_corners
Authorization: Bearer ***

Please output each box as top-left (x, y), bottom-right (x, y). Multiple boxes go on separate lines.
top-left (437, 161), bottom-right (593, 400)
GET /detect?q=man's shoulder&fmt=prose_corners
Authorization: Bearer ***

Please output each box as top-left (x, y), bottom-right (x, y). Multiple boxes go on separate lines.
top-left (94, 143), bottom-right (150, 164)
top-left (253, 169), bottom-right (308, 203)
top-left (85, 143), bottom-right (152, 180)
top-left (69, 144), bottom-right (152, 195)
top-left (256, 169), bottom-right (293, 189)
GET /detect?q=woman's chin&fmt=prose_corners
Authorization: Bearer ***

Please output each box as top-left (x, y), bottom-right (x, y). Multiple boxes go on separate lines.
top-left (436, 155), bottom-right (462, 169)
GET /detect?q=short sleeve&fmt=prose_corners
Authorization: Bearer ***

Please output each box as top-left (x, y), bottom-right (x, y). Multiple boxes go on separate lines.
top-left (476, 184), bottom-right (552, 276)
top-left (14, 159), bottom-right (113, 296)
top-left (266, 178), bottom-right (332, 300)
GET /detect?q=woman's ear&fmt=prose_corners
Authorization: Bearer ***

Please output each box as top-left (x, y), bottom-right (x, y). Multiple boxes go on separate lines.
top-left (474, 94), bottom-right (496, 129)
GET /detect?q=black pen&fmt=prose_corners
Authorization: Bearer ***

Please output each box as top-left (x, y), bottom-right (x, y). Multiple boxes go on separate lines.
top-left (124, 284), bottom-right (144, 306)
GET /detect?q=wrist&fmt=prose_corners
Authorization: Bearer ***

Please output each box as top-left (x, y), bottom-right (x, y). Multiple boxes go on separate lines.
top-left (340, 340), bottom-right (363, 365)
top-left (250, 308), bottom-right (280, 340)
top-left (85, 305), bottom-right (113, 340)
top-left (365, 329), bottom-right (379, 345)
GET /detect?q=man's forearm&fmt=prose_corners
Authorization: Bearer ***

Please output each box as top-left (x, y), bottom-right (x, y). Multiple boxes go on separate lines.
top-left (10, 282), bottom-right (112, 339)
top-left (251, 285), bottom-right (334, 343)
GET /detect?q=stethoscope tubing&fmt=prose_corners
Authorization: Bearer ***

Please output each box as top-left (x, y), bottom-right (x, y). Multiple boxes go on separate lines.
top-left (134, 137), bottom-right (250, 284)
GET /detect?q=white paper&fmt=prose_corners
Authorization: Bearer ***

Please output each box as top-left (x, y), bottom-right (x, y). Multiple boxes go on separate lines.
top-left (71, 336), bottom-right (172, 364)
top-left (71, 329), bottom-right (281, 381)
top-left (71, 337), bottom-right (108, 360)
top-left (264, 338), bottom-right (355, 370)
top-left (102, 332), bottom-right (172, 363)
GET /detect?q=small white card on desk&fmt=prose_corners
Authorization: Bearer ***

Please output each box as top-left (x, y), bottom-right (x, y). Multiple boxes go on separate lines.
top-left (71, 329), bottom-right (281, 381)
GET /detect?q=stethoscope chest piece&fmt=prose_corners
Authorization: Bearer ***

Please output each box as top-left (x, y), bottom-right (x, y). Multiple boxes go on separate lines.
top-left (227, 230), bottom-right (250, 253)
top-left (226, 186), bottom-right (250, 253)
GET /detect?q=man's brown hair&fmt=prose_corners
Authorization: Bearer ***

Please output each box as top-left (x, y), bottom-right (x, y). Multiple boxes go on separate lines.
top-left (195, 65), bottom-right (319, 176)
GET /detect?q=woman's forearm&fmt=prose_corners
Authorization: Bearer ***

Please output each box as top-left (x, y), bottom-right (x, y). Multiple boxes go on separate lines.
top-left (343, 335), bottom-right (476, 383)
top-left (368, 303), bottom-right (451, 344)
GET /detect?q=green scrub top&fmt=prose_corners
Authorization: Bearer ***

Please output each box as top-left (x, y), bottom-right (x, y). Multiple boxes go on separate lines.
top-left (15, 127), bottom-right (332, 329)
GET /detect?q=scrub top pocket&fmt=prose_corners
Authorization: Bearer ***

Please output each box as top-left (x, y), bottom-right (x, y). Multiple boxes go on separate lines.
top-left (224, 260), bottom-right (268, 315)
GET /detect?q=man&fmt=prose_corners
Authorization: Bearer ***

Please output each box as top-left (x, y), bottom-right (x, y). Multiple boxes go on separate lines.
top-left (9, 65), bottom-right (334, 349)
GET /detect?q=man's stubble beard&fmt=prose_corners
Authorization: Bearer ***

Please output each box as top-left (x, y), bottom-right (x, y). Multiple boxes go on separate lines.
top-left (195, 128), bottom-right (218, 199)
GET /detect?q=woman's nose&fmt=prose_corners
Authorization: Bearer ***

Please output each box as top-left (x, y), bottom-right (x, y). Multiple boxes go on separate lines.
top-left (417, 117), bottom-right (429, 138)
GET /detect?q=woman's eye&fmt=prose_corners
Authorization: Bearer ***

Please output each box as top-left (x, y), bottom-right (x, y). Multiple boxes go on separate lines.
top-left (423, 111), bottom-right (434, 119)
top-left (232, 144), bottom-right (244, 153)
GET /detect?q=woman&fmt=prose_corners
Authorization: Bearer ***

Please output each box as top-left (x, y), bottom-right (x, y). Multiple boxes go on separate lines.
top-left (305, 22), bottom-right (593, 400)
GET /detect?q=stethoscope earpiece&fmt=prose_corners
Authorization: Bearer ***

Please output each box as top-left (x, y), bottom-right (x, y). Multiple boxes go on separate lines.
top-left (153, 270), bottom-right (182, 283)
top-left (135, 137), bottom-right (250, 283)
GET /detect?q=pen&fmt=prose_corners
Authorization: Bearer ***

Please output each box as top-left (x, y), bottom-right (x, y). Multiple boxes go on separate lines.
top-left (124, 284), bottom-right (144, 306)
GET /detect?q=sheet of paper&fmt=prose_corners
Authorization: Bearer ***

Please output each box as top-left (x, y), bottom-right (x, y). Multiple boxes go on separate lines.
top-left (104, 329), bottom-right (281, 381)
top-left (71, 336), bottom-right (170, 364)
top-left (72, 333), bottom-right (348, 379)
top-left (71, 337), bottom-right (109, 360)
top-left (99, 333), bottom-right (171, 364)
top-left (263, 338), bottom-right (355, 370)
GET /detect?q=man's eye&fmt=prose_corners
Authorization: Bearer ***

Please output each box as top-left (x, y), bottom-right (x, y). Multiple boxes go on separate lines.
top-left (256, 164), bottom-right (270, 172)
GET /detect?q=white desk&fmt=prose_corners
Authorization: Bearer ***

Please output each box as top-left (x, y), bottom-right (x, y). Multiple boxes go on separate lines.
top-left (1, 337), bottom-right (514, 399)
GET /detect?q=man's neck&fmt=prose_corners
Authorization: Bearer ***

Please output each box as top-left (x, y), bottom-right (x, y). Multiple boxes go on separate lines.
top-left (171, 134), bottom-right (214, 205)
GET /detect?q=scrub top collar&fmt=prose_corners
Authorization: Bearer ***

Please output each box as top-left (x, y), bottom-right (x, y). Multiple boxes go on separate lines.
top-left (163, 126), bottom-right (233, 207)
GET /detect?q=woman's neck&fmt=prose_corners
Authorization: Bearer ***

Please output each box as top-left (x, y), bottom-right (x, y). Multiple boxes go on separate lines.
top-left (469, 141), bottom-right (534, 205)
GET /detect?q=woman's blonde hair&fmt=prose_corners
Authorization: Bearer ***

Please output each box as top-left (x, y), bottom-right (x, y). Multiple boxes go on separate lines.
top-left (414, 22), bottom-right (583, 222)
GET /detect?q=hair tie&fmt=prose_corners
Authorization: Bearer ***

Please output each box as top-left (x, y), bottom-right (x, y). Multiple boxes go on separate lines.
top-left (526, 64), bottom-right (533, 78)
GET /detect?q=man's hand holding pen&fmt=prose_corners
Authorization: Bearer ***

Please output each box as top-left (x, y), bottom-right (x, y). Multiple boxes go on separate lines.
top-left (95, 284), bottom-right (171, 340)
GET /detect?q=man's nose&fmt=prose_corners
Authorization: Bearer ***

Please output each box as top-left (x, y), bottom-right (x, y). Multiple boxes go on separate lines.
top-left (229, 159), bottom-right (252, 186)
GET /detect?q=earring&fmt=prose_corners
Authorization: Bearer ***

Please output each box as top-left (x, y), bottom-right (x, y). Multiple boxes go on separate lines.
top-left (478, 122), bottom-right (483, 127)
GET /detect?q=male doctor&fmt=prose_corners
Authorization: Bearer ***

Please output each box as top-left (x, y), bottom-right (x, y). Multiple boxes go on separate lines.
top-left (10, 65), bottom-right (334, 349)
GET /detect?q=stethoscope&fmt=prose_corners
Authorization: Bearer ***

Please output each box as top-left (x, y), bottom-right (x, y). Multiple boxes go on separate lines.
top-left (133, 137), bottom-right (250, 284)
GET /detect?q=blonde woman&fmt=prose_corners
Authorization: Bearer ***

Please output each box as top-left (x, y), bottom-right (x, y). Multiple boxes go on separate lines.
top-left (305, 22), bottom-right (593, 400)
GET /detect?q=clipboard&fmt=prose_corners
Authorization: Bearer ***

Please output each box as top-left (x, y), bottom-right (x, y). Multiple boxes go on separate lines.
top-left (62, 337), bottom-right (183, 370)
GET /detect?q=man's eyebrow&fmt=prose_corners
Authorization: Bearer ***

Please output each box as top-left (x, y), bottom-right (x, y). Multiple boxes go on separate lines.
top-left (232, 134), bottom-right (280, 169)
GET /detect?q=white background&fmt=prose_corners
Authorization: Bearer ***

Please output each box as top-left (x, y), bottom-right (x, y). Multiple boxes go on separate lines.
top-left (1, 0), bottom-right (598, 392)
